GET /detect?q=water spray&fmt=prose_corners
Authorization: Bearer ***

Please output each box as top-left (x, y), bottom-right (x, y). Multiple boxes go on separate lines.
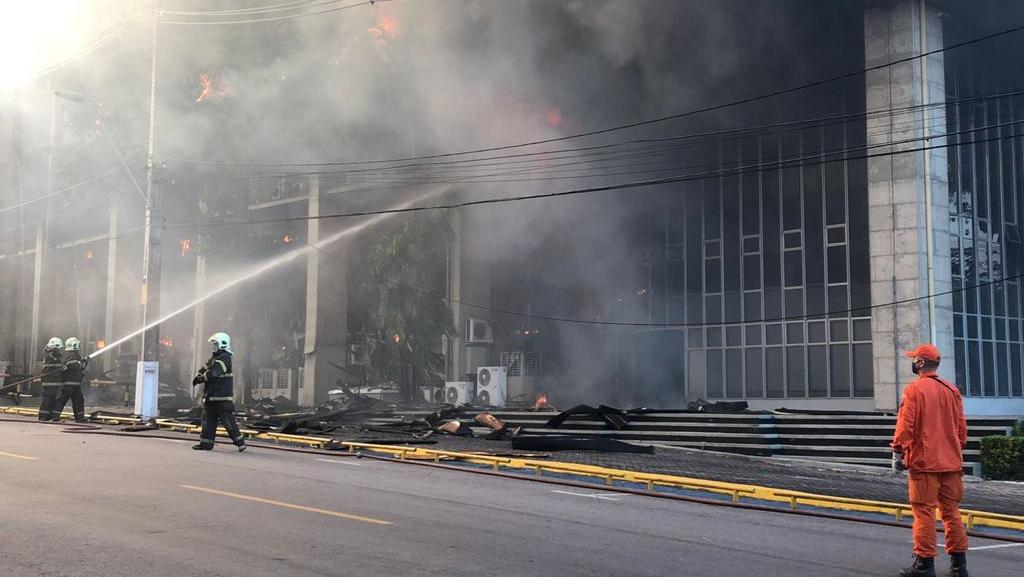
top-left (87, 187), bottom-right (448, 362)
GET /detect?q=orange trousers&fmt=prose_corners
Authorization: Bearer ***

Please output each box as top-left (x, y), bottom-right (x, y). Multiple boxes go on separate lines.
top-left (908, 471), bottom-right (969, 557)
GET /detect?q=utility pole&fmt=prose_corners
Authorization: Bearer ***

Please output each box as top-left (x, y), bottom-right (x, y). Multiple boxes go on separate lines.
top-left (136, 10), bottom-right (161, 418)
top-left (29, 91), bottom-right (58, 371)
top-left (140, 12), bottom-right (161, 362)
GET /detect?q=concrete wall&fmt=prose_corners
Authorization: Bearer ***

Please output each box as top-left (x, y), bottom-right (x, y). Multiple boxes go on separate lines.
top-left (865, 0), bottom-right (956, 411)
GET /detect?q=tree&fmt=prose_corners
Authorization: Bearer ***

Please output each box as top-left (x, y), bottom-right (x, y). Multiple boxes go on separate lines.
top-left (352, 212), bottom-right (453, 400)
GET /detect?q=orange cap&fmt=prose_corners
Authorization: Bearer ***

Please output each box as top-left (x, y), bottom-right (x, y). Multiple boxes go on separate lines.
top-left (905, 343), bottom-right (941, 362)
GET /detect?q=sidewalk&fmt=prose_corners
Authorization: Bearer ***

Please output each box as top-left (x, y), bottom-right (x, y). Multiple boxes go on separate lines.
top-left (401, 434), bottom-right (1024, 516)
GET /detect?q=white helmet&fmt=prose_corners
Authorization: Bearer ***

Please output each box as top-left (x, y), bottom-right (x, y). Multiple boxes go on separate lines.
top-left (45, 337), bottom-right (63, 351)
top-left (208, 332), bottom-right (232, 354)
top-left (65, 337), bottom-right (81, 352)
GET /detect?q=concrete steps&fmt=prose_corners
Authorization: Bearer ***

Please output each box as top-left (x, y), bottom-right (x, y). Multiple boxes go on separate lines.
top-left (372, 409), bottom-right (1018, 474)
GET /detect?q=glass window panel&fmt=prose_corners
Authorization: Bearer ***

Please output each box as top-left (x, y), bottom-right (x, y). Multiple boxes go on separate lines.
top-left (706, 327), bottom-right (723, 348)
top-left (827, 245), bottom-right (848, 284)
top-left (806, 286), bottom-right (826, 318)
top-left (743, 236), bottom-right (760, 254)
top-left (852, 343), bottom-right (874, 397)
top-left (766, 347), bottom-right (785, 398)
top-left (669, 295), bottom-right (685, 323)
top-left (688, 328), bottom-right (704, 348)
top-left (705, 259), bottom-right (722, 293)
top-left (785, 288), bottom-right (804, 316)
top-left (725, 292), bottom-right (742, 324)
top-left (726, 349), bottom-right (744, 398)
top-left (982, 317), bottom-right (993, 340)
top-left (745, 348), bottom-right (764, 398)
top-left (744, 291), bottom-right (762, 321)
top-left (668, 262), bottom-right (684, 297)
top-left (997, 342), bottom-right (1010, 397)
top-left (782, 168), bottom-right (801, 230)
top-left (830, 344), bottom-right (851, 397)
top-left (787, 346), bottom-right (806, 397)
top-left (667, 243), bottom-right (684, 261)
top-left (786, 322), bottom-right (805, 344)
top-left (955, 339), bottom-right (967, 394)
top-left (705, 184), bottom-right (721, 239)
top-left (688, 350), bottom-right (706, 398)
top-left (968, 340), bottom-right (982, 396)
top-left (830, 319), bottom-right (849, 342)
top-left (825, 162), bottom-right (846, 225)
top-left (743, 175), bottom-right (760, 235)
top-left (746, 324), bottom-right (762, 345)
top-left (766, 323), bottom-right (783, 345)
top-left (765, 287), bottom-right (782, 319)
top-left (726, 326), bottom-right (742, 347)
top-left (828, 285), bottom-right (848, 317)
top-left (808, 321), bottom-right (827, 343)
top-left (826, 226), bottom-right (846, 245)
top-left (853, 318), bottom-right (872, 342)
top-left (996, 319), bottom-right (1006, 341)
top-left (705, 240), bottom-right (721, 258)
top-left (784, 251), bottom-right (803, 287)
top-left (744, 255), bottom-right (761, 290)
top-left (784, 231), bottom-right (802, 249)
top-left (954, 316), bottom-right (965, 338)
top-left (1011, 343), bottom-right (1023, 397)
top-left (967, 315), bottom-right (979, 339)
top-left (808, 345), bottom-right (828, 397)
top-left (983, 341), bottom-right (995, 397)
top-left (706, 349), bottom-right (723, 398)
top-left (705, 295), bottom-right (722, 323)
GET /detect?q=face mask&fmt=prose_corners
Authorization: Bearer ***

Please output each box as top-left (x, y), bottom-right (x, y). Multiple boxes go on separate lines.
top-left (911, 361), bottom-right (920, 375)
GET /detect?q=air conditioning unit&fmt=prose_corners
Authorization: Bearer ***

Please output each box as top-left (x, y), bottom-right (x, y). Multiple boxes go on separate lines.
top-left (444, 381), bottom-right (474, 405)
top-left (475, 366), bottom-right (507, 407)
top-left (465, 318), bottom-right (493, 344)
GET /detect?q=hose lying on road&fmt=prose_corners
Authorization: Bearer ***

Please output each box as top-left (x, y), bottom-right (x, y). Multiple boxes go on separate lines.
top-left (2, 415), bottom-right (1022, 544)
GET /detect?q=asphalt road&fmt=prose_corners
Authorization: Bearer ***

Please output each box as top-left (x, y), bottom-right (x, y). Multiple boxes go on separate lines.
top-left (1, 419), bottom-right (1021, 577)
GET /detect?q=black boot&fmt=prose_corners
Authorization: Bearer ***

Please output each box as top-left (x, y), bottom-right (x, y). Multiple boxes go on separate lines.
top-left (192, 443), bottom-right (213, 450)
top-left (74, 413), bottom-right (87, 423)
top-left (900, 555), bottom-right (936, 577)
top-left (948, 552), bottom-right (968, 577)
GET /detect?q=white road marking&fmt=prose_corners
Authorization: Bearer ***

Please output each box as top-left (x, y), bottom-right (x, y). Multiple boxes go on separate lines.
top-left (551, 489), bottom-right (626, 501)
top-left (970, 543), bottom-right (1024, 551)
top-left (316, 458), bottom-right (364, 467)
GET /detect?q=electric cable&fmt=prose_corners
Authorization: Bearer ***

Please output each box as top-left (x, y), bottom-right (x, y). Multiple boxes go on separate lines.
top-left (152, 20), bottom-right (1024, 166)
top-left (163, 126), bottom-right (1024, 229)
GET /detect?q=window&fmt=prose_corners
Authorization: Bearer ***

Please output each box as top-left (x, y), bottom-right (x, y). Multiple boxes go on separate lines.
top-left (826, 225), bottom-right (846, 245)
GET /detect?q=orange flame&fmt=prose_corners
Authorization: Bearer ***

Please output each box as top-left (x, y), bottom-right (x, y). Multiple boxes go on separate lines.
top-left (368, 10), bottom-right (398, 46)
top-left (196, 72), bottom-right (233, 103)
top-left (545, 107), bottom-right (564, 127)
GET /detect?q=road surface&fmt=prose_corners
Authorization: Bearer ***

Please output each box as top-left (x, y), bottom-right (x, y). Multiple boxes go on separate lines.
top-left (1, 419), bottom-right (1020, 577)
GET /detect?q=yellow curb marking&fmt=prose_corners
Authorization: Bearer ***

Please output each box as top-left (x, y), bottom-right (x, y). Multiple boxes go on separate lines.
top-left (179, 485), bottom-right (392, 526)
top-left (0, 450), bottom-right (37, 461)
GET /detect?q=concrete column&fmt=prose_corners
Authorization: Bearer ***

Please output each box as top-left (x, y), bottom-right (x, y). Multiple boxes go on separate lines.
top-left (865, 0), bottom-right (955, 411)
top-left (190, 253), bottom-right (206, 403)
top-left (447, 207), bottom-right (492, 382)
top-left (102, 204), bottom-right (119, 372)
top-left (302, 179), bottom-right (349, 406)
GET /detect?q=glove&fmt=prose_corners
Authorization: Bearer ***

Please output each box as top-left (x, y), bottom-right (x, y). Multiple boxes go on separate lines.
top-left (81, 357), bottom-right (89, 368)
top-left (197, 366), bottom-right (207, 374)
top-left (192, 374), bottom-right (205, 386)
top-left (892, 451), bottom-right (906, 473)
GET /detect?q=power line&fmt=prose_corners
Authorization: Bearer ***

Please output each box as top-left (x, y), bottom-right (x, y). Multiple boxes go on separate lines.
top-left (160, 0), bottom-right (397, 26)
top-left (163, 124), bottom-right (1024, 229)
top-left (154, 20), bottom-right (1024, 166)
top-left (302, 236), bottom-right (1024, 329)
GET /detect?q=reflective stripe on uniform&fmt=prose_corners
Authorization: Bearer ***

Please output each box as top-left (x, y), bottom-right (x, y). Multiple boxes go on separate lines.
top-left (208, 396), bottom-right (234, 401)
top-left (214, 360), bottom-right (228, 373)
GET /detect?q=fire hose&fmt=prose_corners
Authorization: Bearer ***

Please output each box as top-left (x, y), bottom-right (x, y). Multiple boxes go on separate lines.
top-left (1, 415), bottom-right (1022, 545)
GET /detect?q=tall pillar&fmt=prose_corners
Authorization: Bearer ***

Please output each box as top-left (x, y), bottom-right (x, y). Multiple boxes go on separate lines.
top-left (447, 207), bottom-right (492, 382)
top-left (865, 0), bottom-right (955, 411)
top-left (103, 204), bottom-right (119, 372)
top-left (302, 179), bottom-right (349, 406)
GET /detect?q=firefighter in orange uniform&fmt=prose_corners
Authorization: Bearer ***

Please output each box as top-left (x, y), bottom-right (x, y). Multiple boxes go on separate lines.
top-left (891, 344), bottom-right (969, 577)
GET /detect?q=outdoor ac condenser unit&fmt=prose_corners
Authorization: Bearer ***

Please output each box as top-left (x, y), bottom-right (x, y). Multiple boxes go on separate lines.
top-left (465, 318), bottom-right (493, 344)
top-left (444, 381), bottom-right (474, 405)
top-left (475, 366), bottom-right (507, 407)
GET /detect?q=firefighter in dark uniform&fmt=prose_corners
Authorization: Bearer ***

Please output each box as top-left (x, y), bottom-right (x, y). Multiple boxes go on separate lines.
top-left (51, 337), bottom-right (88, 423)
top-left (191, 332), bottom-right (246, 451)
top-left (38, 337), bottom-right (64, 421)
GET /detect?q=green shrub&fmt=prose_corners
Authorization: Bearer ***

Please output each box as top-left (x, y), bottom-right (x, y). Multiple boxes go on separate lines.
top-left (1014, 420), bottom-right (1024, 437)
top-left (980, 435), bottom-right (1024, 480)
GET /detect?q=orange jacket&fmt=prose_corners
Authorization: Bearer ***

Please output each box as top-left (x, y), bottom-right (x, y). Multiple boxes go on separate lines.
top-left (891, 370), bottom-right (968, 473)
